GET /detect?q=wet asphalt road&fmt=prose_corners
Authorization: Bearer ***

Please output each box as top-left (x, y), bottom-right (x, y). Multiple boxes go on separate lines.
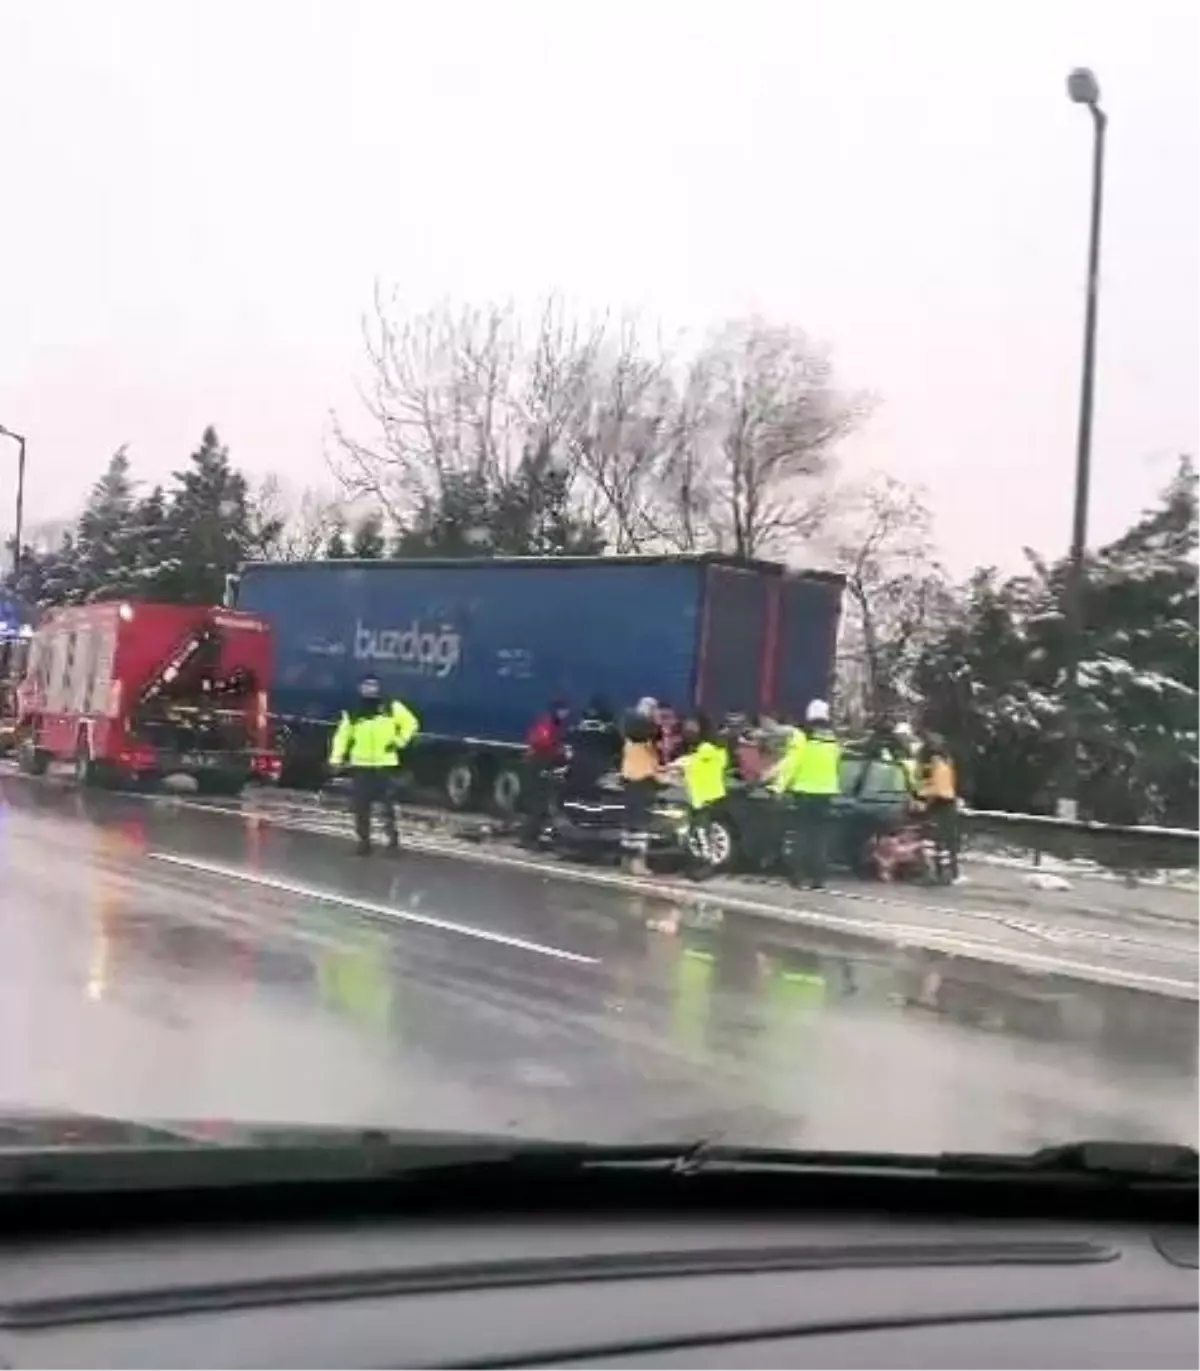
top-left (0, 773), bottom-right (1195, 1155)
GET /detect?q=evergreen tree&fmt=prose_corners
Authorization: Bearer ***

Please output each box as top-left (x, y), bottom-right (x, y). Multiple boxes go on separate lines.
top-left (149, 427), bottom-right (259, 603)
top-left (393, 472), bottom-right (496, 557)
top-left (913, 565), bottom-right (1061, 813)
top-left (4, 533), bottom-right (80, 611)
top-left (914, 457), bottom-right (1198, 824)
top-left (392, 457), bottom-right (603, 558)
top-left (1072, 455), bottom-right (1198, 822)
top-left (350, 512), bottom-right (386, 559)
top-left (325, 519), bottom-right (350, 559)
top-left (71, 448), bottom-right (140, 602)
top-left (126, 485), bottom-right (179, 593)
top-left (491, 444), bottom-right (606, 556)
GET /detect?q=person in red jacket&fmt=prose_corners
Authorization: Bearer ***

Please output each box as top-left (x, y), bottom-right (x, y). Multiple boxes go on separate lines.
top-left (519, 700), bottom-right (569, 846)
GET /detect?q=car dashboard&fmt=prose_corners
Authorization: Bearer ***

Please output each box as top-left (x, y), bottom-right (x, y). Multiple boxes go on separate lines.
top-left (0, 1210), bottom-right (1194, 1367)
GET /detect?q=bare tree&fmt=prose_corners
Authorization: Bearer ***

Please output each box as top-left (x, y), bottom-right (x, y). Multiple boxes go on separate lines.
top-left (251, 476), bottom-right (346, 561)
top-left (574, 319), bottom-right (682, 552)
top-left (331, 289), bottom-right (606, 535)
top-left (661, 320), bottom-right (868, 559)
top-left (834, 474), bottom-right (949, 723)
top-left (335, 295), bottom-right (863, 561)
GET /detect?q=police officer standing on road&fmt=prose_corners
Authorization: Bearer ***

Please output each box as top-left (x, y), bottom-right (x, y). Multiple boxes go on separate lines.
top-left (769, 698), bottom-right (842, 889)
top-left (328, 674), bottom-right (420, 856)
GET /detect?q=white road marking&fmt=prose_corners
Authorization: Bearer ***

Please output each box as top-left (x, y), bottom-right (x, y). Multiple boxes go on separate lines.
top-left (147, 852), bottom-right (598, 966)
top-left (10, 769), bottom-right (1191, 997)
top-left (145, 822), bottom-right (1200, 999)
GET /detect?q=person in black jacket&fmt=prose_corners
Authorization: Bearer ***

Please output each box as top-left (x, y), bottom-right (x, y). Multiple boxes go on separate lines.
top-left (561, 697), bottom-right (622, 799)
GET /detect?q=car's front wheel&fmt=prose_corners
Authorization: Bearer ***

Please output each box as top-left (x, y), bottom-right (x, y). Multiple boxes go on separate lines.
top-left (687, 813), bottom-right (736, 872)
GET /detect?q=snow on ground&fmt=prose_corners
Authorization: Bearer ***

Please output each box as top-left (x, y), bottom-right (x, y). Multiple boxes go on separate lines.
top-left (966, 845), bottom-right (1199, 895)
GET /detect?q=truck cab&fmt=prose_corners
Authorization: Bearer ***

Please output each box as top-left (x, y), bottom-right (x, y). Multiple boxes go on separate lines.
top-left (14, 601), bottom-right (281, 793)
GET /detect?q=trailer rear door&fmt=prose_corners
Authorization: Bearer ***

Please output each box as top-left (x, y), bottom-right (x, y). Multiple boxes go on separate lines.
top-left (694, 563), bottom-right (774, 719)
top-left (773, 573), bottom-right (843, 718)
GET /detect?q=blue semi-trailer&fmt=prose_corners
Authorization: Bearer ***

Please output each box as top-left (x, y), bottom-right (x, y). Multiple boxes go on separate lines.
top-left (230, 554), bottom-right (844, 809)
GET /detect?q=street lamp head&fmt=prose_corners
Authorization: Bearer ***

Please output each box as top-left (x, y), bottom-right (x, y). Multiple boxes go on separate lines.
top-left (1067, 67), bottom-right (1101, 106)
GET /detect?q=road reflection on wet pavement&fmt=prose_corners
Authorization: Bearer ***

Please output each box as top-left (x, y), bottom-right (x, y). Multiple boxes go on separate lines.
top-left (0, 775), bottom-right (1195, 1155)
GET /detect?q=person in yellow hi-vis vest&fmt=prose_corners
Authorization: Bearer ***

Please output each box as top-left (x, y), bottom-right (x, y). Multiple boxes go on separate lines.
top-left (619, 697), bottom-right (664, 875)
top-left (918, 733), bottom-right (959, 884)
top-left (891, 721), bottom-right (922, 796)
top-left (329, 673), bottom-right (420, 855)
top-left (768, 698), bottom-right (842, 889)
top-left (679, 713), bottom-right (729, 878)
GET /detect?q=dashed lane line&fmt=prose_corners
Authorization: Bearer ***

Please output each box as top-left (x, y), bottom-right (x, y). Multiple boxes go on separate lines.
top-left (147, 851), bottom-right (599, 966)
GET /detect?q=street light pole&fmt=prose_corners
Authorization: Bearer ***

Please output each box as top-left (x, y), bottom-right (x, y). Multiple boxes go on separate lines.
top-left (1059, 67), bottom-right (1107, 822)
top-left (0, 425), bottom-right (27, 587)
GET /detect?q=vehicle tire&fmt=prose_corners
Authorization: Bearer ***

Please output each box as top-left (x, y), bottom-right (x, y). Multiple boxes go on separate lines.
top-left (491, 764), bottom-right (524, 816)
top-left (688, 814), bottom-right (736, 872)
top-left (443, 759), bottom-right (478, 810)
top-left (16, 735), bottom-right (48, 776)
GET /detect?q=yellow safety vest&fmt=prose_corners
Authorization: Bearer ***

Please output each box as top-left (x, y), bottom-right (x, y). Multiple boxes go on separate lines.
top-left (329, 700), bottom-right (419, 768)
top-left (771, 727), bottom-right (842, 796)
top-left (681, 741), bottom-right (728, 809)
top-left (921, 756), bottom-right (957, 801)
top-left (621, 738), bottom-right (659, 782)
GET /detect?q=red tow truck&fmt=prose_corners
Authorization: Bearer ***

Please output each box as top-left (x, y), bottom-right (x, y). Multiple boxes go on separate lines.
top-left (11, 601), bottom-right (281, 793)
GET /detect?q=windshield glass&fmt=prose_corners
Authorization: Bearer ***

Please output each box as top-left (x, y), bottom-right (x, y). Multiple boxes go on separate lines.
top-left (0, 5), bottom-right (1194, 1165)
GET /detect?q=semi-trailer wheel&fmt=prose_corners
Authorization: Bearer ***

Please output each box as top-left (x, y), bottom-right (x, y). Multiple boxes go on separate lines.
top-left (491, 763), bottom-right (524, 815)
top-left (443, 758), bottom-right (479, 810)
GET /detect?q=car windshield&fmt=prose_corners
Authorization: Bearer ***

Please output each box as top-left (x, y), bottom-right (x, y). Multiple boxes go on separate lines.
top-left (0, 6), bottom-right (1195, 1169)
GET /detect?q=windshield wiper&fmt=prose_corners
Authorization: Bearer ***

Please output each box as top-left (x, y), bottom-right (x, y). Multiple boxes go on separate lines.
top-left (936, 1140), bottom-right (1198, 1182)
top-left (0, 1137), bottom-right (895, 1193)
top-left (0, 1133), bottom-right (1192, 1195)
top-left (303, 1140), bottom-right (949, 1179)
top-left (397, 1138), bottom-right (1199, 1187)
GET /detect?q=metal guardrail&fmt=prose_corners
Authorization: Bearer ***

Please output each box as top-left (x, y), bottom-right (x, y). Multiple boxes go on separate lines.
top-left (962, 808), bottom-right (1198, 879)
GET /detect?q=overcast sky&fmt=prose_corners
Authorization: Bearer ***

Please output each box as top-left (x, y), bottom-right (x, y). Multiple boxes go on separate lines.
top-left (1, 0), bottom-right (1196, 572)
